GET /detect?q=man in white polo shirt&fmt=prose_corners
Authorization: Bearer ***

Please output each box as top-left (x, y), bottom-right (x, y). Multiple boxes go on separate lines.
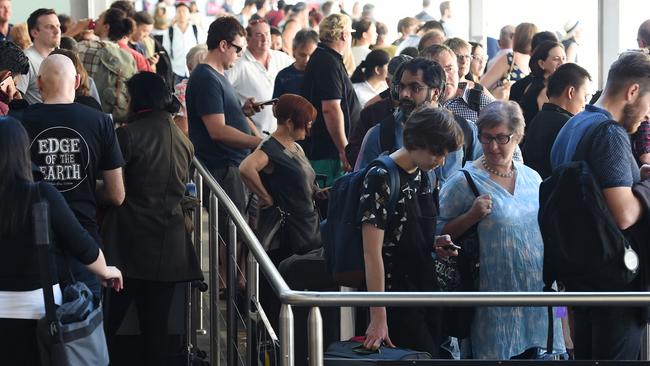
top-left (161, 2), bottom-right (205, 84)
top-left (227, 19), bottom-right (293, 134)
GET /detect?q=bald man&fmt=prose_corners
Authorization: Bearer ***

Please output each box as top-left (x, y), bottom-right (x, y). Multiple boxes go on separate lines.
top-left (21, 54), bottom-right (125, 299)
top-left (638, 19), bottom-right (650, 49)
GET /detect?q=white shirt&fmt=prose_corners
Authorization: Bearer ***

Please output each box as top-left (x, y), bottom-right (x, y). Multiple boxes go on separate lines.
top-left (351, 46), bottom-right (371, 67)
top-left (0, 284), bottom-right (62, 320)
top-left (161, 24), bottom-right (206, 77)
top-left (226, 48), bottom-right (294, 133)
top-left (353, 80), bottom-right (388, 108)
top-left (395, 35), bottom-right (421, 56)
top-left (16, 46), bottom-right (45, 105)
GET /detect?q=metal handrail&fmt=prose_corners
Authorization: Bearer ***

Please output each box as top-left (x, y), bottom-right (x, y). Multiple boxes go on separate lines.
top-left (192, 157), bottom-right (650, 366)
top-left (194, 157), bottom-right (650, 307)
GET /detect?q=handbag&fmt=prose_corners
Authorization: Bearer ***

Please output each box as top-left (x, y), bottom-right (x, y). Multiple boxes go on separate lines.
top-left (257, 204), bottom-right (321, 255)
top-left (435, 170), bottom-right (481, 338)
top-left (32, 188), bottom-right (109, 366)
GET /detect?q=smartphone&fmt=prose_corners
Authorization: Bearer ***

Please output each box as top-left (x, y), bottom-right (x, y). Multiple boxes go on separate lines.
top-left (442, 243), bottom-right (461, 251)
top-left (255, 98), bottom-right (279, 107)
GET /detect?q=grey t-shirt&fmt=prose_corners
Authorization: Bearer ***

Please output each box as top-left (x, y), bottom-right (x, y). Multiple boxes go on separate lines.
top-left (16, 46), bottom-right (45, 104)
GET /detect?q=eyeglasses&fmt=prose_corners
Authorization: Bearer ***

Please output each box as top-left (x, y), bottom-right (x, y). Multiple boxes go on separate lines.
top-left (228, 41), bottom-right (243, 54)
top-left (478, 132), bottom-right (514, 145)
top-left (393, 83), bottom-right (430, 94)
top-left (456, 54), bottom-right (473, 62)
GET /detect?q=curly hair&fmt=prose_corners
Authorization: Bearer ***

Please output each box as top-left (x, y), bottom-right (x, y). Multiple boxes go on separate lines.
top-left (0, 41), bottom-right (30, 75)
top-left (319, 13), bottom-right (351, 44)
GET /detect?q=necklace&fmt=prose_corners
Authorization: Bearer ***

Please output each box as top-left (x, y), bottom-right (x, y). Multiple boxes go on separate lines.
top-left (482, 156), bottom-right (515, 178)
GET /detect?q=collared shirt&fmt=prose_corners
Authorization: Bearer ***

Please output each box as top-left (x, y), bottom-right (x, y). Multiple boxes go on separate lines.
top-left (226, 48), bottom-right (294, 133)
top-left (16, 46), bottom-right (45, 104)
top-left (443, 85), bottom-right (494, 122)
top-left (161, 24), bottom-right (206, 77)
top-left (551, 104), bottom-right (640, 188)
top-left (523, 103), bottom-right (573, 179)
top-left (0, 23), bottom-right (12, 42)
top-left (301, 43), bottom-right (362, 160)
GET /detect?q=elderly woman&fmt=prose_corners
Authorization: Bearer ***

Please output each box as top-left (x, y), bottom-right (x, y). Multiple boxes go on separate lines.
top-left (102, 72), bottom-right (201, 365)
top-left (437, 101), bottom-right (564, 359)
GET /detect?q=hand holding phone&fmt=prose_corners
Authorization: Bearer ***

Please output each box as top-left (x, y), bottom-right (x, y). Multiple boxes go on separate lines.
top-left (254, 98), bottom-right (279, 107)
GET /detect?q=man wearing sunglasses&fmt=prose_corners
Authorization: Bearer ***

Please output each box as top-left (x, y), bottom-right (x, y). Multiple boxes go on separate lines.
top-left (185, 17), bottom-right (262, 288)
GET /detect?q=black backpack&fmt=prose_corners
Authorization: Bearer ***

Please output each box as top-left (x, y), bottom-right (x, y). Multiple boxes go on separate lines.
top-left (538, 120), bottom-right (639, 291)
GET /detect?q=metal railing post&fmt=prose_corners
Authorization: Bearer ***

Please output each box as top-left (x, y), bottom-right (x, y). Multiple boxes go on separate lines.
top-left (246, 252), bottom-right (259, 366)
top-left (209, 193), bottom-right (220, 366)
top-left (280, 304), bottom-right (294, 366)
top-left (308, 307), bottom-right (323, 366)
top-left (643, 324), bottom-right (650, 361)
top-left (193, 173), bottom-right (205, 337)
top-left (227, 218), bottom-right (238, 366)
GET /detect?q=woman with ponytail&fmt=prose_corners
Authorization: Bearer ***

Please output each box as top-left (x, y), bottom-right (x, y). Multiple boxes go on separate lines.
top-left (351, 19), bottom-right (378, 67)
top-left (351, 49), bottom-right (390, 107)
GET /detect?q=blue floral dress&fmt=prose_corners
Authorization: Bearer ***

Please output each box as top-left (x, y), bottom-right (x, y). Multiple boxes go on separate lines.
top-left (437, 161), bottom-right (565, 359)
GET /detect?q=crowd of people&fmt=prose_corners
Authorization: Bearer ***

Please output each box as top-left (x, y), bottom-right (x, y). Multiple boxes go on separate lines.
top-left (0, 0), bottom-right (650, 364)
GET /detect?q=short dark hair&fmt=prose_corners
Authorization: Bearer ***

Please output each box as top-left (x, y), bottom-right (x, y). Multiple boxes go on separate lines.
top-left (110, 0), bottom-right (136, 18)
top-left (403, 107), bottom-right (463, 155)
top-left (134, 11), bottom-right (154, 26)
top-left (206, 16), bottom-right (246, 50)
top-left (126, 72), bottom-right (174, 114)
top-left (400, 47), bottom-right (419, 58)
top-left (529, 41), bottom-right (563, 78)
top-left (531, 31), bottom-right (559, 51)
top-left (399, 57), bottom-right (446, 95)
top-left (292, 28), bottom-right (318, 50)
top-left (58, 14), bottom-right (71, 33)
top-left (418, 20), bottom-right (444, 34)
top-left (0, 41), bottom-right (30, 75)
top-left (104, 8), bottom-right (135, 41)
top-left (270, 26), bottom-right (282, 37)
top-left (175, 2), bottom-right (191, 11)
top-left (59, 36), bottom-right (78, 53)
top-left (27, 8), bottom-right (57, 41)
top-left (547, 63), bottom-right (591, 99)
top-left (605, 51), bottom-right (650, 96)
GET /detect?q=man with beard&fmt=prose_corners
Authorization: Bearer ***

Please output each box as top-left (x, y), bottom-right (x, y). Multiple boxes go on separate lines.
top-left (355, 57), bottom-right (482, 184)
top-left (550, 51), bottom-right (650, 360)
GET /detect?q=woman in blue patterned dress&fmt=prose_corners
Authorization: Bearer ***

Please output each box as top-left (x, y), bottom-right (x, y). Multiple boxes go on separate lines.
top-left (437, 101), bottom-right (564, 359)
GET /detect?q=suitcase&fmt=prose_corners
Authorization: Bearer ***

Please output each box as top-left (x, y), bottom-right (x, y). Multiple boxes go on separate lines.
top-left (324, 340), bottom-right (432, 365)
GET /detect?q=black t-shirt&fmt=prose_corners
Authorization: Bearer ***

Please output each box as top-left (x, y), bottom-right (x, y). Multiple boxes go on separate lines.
top-left (273, 64), bottom-right (305, 98)
top-left (523, 103), bottom-right (573, 179)
top-left (301, 43), bottom-right (361, 160)
top-left (186, 63), bottom-right (251, 169)
top-left (22, 102), bottom-right (124, 241)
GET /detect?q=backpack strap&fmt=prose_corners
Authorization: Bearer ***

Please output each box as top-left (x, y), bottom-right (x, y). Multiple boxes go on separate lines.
top-left (168, 26), bottom-right (174, 59)
top-left (454, 115), bottom-right (475, 166)
top-left (572, 120), bottom-right (616, 162)
top-left (33, 183), bottom-right (60, 335)
top-left (372, 155), bottom-right (401, 218)
top-left (460, 169), bottom-right (480, 198)
top-left (378, 114), bottom-right (396, 155)
top-left (192, 24), bottom-right (199, 43)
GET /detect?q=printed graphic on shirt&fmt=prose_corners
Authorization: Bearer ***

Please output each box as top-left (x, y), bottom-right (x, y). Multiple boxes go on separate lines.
top-left (30, 126), bottom-right (90, 192)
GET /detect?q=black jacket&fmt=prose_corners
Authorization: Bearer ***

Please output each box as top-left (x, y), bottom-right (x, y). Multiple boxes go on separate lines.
top-left (102, 110), bottom-right (201, 282)
top-left (523, 103), bottom-right (573, 179)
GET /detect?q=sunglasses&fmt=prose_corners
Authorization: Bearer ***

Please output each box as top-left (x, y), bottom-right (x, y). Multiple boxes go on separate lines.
top-left (228, 41), bottom-right (243, 54)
